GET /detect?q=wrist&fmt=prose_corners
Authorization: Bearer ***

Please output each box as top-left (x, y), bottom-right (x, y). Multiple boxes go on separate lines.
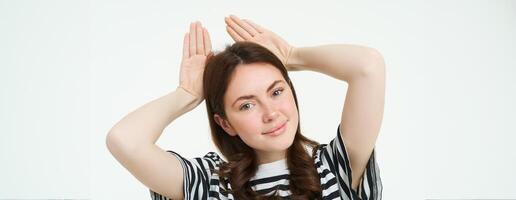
top-left (285, 46), bottom-right (305, 71)
top-left (175, 86), bottom-right (203, 106)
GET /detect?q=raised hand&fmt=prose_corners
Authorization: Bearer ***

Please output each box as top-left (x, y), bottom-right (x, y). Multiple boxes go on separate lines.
top-left (224, 15), bottom-right (294, 69)
top-left (178, 21), bottom-right (212, 100)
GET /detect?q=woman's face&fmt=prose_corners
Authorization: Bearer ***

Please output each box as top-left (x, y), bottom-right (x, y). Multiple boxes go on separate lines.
top-left (214, 62), bottom-right (298, 163)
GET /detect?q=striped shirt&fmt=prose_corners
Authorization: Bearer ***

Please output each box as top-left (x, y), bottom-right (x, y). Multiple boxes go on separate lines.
top-left (150, 124), bottom-right (382, 199)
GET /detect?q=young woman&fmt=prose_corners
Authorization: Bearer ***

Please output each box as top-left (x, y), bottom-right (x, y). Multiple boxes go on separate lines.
top-left (106, 15), bottom-right (385, 200)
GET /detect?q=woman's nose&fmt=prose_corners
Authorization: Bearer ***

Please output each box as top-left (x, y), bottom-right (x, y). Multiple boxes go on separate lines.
top-left (262, 104), bottom-right (279, 123)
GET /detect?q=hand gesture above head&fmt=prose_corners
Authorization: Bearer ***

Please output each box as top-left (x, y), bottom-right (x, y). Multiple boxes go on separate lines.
top-left (178, 21), bottom-right (212, 100)
top-left (224, 15), bottom-right (295, 69)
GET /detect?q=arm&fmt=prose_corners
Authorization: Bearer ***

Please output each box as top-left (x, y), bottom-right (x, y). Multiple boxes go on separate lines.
top-left (287, 44), bottom-right (384, 82)
top-left (288, 45), bottom-right (386, 191)
top-left (225, 15), bottom-right (386, 191)
top-left (107, 87), bottom-right (201, 148)
top-left (106, 88), bottom-right (197, 199)
top-left (106, 21), bottom-right (211, 199)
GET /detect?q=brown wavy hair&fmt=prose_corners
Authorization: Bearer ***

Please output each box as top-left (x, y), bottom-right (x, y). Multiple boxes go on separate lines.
top-left (203, 41), bottom-right (322, 199)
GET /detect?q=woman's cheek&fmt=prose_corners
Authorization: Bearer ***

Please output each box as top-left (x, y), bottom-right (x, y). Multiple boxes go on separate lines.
top-left (240, 113), bottom-right (262, 135)
top-left (281, 97), bottom-right (296, 115)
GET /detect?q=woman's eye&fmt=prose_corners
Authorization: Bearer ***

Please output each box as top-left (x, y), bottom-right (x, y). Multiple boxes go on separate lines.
top-left (240, 103), bottom-right (254, 111)
top-left (239, 88), bottom-right (283, 111)
top-left (273, 88), bottom-right (284, 96)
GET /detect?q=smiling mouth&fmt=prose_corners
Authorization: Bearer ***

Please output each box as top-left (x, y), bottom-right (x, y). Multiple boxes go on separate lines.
top-left (263, 121), bottom-right (287, 135)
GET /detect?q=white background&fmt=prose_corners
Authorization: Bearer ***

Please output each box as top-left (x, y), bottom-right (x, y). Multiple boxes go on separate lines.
top-left (1, 0), bottom-right (515, 199)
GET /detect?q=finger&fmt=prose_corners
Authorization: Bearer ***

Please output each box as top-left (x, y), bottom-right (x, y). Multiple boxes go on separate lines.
top-left (203, 28), bottom-right (212, 56)
top-left (243, 19), bottom-right (265, 33)
top-left (189, 22), bottom-right (196, 56)
top-left (196, 22), bottom-right (204, 55)
top-left (226, 25), bottom-right (244, 42)
top-left (182, 33), bottom-right (189, 59)
top-left (225, 16), bottom-right (253, 40)
top-left (229, 15), bottom-right (259, 36)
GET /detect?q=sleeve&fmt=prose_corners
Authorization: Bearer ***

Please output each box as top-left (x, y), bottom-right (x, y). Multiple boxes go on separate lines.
top-left (149, 150), bottom-right (224, 200)
top-left (320, 123), bottom-right (383, 200)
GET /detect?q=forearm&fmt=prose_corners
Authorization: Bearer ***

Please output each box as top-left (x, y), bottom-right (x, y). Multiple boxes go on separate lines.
top-left (287, 44), bottom-right (384, 82)
top-left (107, 87), bottom-right (202, 149)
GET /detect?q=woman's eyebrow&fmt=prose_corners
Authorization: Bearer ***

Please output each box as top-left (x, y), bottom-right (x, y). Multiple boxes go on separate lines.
top-left (231, 80), bottom-right (284, 107)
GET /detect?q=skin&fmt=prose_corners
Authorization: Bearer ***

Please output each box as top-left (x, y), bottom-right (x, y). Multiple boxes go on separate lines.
top-left (214, 62), bottom-right (299, 165)
top-left (107, 15), bottom-right (384, 199)
top-left (225, 15), bottom-right (385, 191)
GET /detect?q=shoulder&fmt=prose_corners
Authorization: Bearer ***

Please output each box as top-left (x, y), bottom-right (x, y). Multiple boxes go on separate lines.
top-left (314, 124), bottom-right (349, 162)
top-left (164, 150), bottom-right (226, 172)
top-left (310, 124), bottom-right (352, 174)
top-left (201, 151), bottom-right (226, 169)
top-left (165, 150), bottom-right (224, 161)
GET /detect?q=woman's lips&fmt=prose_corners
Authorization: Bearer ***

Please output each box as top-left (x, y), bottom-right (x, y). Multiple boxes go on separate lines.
top-left (263, 121), bottom-right (287, 135)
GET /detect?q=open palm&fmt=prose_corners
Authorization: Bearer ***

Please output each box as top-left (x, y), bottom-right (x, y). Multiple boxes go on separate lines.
top-left (179, 21), bottom-right (212, 99)
top-left (224, 15), bottom-right (294, 69)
